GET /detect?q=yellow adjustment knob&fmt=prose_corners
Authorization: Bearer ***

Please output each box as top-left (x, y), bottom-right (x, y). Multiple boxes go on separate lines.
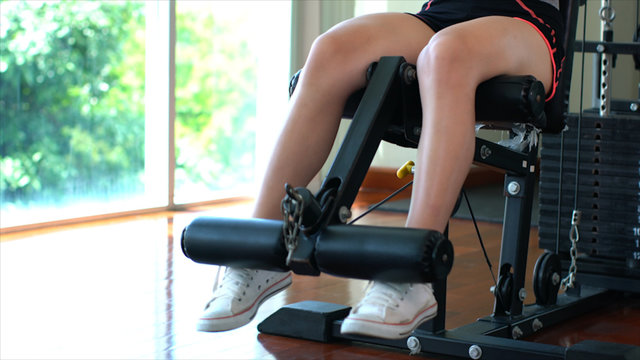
top-left (396, 160), bottom-right (415, 179)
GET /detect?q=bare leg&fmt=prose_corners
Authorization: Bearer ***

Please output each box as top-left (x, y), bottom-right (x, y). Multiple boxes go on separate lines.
top-left (199, 13), bottom-right (435, 333)
top-left (201, 13), bottom-right (556, 337)
top-left (341, 16), bottom-right (556, 340)
top-left (407, 16), bottom-right (554, 233)
top-left (252, 13), bottom-right (435, 220)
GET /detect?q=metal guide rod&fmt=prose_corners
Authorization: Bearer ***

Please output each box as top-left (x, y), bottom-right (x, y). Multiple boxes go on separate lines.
top-left (599, 0), bottom-right (615, 117)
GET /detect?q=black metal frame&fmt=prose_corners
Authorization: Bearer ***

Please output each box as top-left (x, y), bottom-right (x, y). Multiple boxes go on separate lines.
top-left (295, 55), bottom-right (546, 317)
top-left (182, 0), bottom-right (640, 357)
top-left (258, 54), bottom-right (638, 359)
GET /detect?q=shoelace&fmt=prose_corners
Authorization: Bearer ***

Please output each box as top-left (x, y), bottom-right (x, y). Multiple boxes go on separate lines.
top-left (360, 282), bottom-right (412, 309)
top-left (210, 267), bottom-right (253, 303)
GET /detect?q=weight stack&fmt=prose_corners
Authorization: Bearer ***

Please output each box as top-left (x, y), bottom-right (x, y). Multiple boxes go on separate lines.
top-left (538, 110), bottom-right (640, 286)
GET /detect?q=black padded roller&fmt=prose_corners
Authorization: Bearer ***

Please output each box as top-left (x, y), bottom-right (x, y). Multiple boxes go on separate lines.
top-left (315, 225), bottom-right (453, 283)
top-left (475, 75), bottom-right (546, 128)
top-left (181, 217), bottom-right (289, 272)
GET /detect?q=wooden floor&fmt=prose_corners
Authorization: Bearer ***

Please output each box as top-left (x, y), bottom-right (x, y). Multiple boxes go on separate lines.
top-left (1, 195), bottom-right (639, 359)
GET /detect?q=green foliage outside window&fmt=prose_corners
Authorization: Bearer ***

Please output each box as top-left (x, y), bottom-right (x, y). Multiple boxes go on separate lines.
top-left (1, 0), bottom-right (258, 215)
top-left (175, 7), bottom-right (257, 197)
top-left (1, 1), bottom-right (146, 208)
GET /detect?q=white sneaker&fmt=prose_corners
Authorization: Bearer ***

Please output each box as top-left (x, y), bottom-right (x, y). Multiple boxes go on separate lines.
top-left (340, 282), bottom-right (437, 339)
top-left (197, 268), bottom-right (292, 332)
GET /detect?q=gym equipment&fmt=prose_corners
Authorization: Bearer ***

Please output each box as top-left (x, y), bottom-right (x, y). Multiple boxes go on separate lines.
top-left (539, 0), bottom-right (640, 295)
top-left (182, 0), bottom-right (640, 358)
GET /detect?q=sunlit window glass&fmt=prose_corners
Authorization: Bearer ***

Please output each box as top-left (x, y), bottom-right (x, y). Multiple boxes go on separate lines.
top-left (0, 1), bottom-right (159, 227)
top-left (174, 1), bottom-right (291, 204)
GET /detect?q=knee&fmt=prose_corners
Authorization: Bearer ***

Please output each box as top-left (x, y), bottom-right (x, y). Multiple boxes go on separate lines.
top-left (299, 30), bottom-right (369, 92)
top-left (306, 31), bottom-right (353, 72)
top-left (416, 33), bottom-right (478, 86)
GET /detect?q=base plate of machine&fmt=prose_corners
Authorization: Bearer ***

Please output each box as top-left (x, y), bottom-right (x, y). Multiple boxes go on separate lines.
top-left (258, 287), bottom-right (640, 359)
top-left (257, 300), bottom-right (351, 342)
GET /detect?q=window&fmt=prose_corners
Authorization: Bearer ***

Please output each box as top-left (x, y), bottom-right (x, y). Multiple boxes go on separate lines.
top-left (174, 1), bottom-right (291, 204)
top-left (1, 1), bottom-right (291, 229)
top-left (1, 1), bottom-right (155, 227)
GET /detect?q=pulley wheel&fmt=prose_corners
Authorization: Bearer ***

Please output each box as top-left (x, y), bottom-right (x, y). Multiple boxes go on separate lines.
top-left (533, 252), bottom-right (561, 306)
top-left (495, 272), bottom-right (513, 311)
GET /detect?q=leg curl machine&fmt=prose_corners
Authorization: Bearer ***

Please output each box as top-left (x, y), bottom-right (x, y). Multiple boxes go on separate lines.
top-left (182, 1), bottom-right (639, 358)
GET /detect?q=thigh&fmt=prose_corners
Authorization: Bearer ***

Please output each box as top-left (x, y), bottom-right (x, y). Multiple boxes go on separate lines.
top-left (428, 15), bottom-right (555, 94)
top-left (304, 12), bottom-right (436, 84)
top-left (300, 12), bottom-right (437, 99)
top-left (322, 12), bottom-right (436, 64)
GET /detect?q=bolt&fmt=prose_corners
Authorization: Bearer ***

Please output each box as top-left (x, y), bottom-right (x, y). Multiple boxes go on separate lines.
top-left (512, 326), bottom-right (524, 339)
top-left (596, 43), bottom-right (606, 53)
top-left (507, 181), bottom-right (521, 196)
top-left (630, 103), bottom-right (639, 112)
top-left (532, 318), bottom-right (544, 332)
top-left (552, 272), bottom-right (561, 286)
top-left (480, 145), bottom-right (492, 159)
top-left (519, 288), bottom-right (527, 301)
top-left (338, 206), bottom-right (351, 223)
top-left (468, 345), bottom-right (482, 359)
top-left (406, 336), bottom-right (421, 355)
top-left (403, 66), bottom-right (417, 84)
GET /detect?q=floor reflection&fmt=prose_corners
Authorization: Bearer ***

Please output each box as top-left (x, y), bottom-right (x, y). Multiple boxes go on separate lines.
top-left (2, 202), bottom-right (638, 360)
top-left (1, 218), bottom-right (173, 359)
top-left (160, 216), bottom-right (175, 360)
top-left (0, 203), bottom-right (262, 360)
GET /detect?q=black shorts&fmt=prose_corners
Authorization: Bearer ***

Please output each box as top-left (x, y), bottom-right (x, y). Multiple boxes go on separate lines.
top-left (409, 0), bottom-right (565, 101)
